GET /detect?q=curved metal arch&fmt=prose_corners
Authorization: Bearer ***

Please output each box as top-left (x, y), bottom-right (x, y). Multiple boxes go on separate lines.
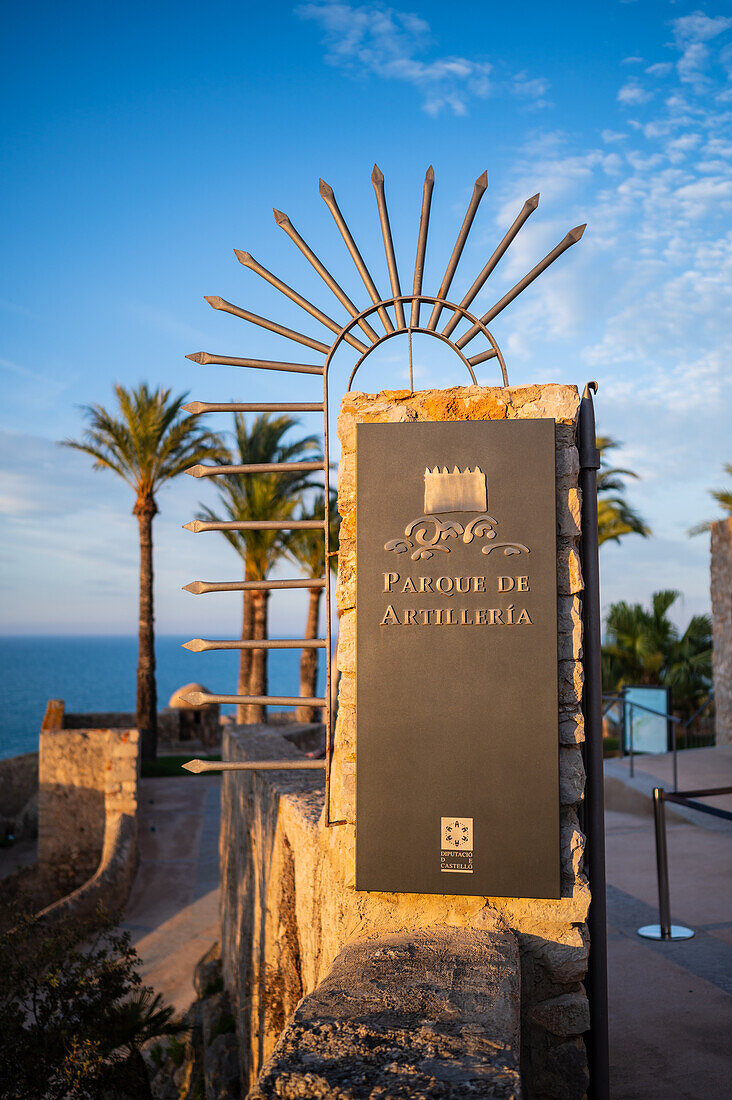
top-left (322, 294), bottom-right (509, 391)
top-left (320, 293), bottom-right (508, 826)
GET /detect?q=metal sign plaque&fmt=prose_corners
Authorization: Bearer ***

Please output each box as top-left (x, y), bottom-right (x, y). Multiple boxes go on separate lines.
top-left (355, 419), bottom-right (560, 898)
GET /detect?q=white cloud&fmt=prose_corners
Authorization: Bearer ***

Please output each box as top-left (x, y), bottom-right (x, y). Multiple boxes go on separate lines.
top-left (618, 81), bottom-right (653, 105)
top-left (296, 1), bottom-right (551, 115)
top-left (672, 11), bottom-right (732, 87)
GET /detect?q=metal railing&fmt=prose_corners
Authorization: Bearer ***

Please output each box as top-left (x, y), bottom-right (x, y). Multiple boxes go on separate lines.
top-left (602, 692), bottom-right (715, 790)
top-left (638, 785), bottom-right (732, 941)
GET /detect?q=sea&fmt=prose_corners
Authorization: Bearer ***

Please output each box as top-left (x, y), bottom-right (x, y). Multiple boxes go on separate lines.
top-left (0, 636), bottom-right (327, 760)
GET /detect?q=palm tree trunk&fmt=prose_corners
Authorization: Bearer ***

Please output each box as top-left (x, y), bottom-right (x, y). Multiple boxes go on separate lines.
top-left (134, 496), bottom-right (158, 761)
top-left (246, 590), bottom-right (269, 724)
top-left (237, 562), bottom-right (254, 725)
top-left (296, 588), bottom-right (322, 723)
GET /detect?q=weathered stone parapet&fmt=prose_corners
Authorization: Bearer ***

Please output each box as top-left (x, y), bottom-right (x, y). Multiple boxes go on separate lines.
top-left (251, 927), bottom-right (523, 1099)
top-left (711, 517), bottom-right (732, 745)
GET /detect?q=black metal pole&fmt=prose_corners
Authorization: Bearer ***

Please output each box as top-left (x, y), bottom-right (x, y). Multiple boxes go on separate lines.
top-left (579, 382), bottom-right (610, 1100)
top-left (653, 788), bottom-right (672, 938)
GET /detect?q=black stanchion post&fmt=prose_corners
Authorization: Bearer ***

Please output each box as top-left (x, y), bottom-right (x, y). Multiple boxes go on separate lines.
top-left (638, 787), bottom-right (694, 941)
top-left (654, 788), bottom-right (672, 938)
top-left (579, 383), bottom-right (610, 1100)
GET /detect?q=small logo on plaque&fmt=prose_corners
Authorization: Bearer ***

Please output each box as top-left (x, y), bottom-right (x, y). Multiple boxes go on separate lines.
top-left (440, 816), bottom-right (474, 874)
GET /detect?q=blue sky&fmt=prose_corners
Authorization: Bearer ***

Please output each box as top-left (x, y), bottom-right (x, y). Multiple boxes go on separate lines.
top-left (1, 0), bottom-right (730, 637)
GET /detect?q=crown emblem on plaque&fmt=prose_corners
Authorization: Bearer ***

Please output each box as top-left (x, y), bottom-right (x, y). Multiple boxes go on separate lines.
top-left (424, 466), bottom-right (487, 514)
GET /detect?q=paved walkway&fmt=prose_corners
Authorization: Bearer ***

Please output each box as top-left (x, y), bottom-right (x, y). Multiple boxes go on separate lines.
top-left (605, 748), bottom-right (732, 1098)
top-left (121, 775), bottom-right (221, 1014)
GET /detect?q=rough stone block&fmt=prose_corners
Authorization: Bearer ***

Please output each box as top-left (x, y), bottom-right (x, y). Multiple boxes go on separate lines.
top-left (559, 707), bottom-right (585, 745)
top-left (555, 446), bottom-right (579, 486)
top-left (557, 488), bottom-right (582, 537)
top-left (559, 746), bottom-right (585, 806)
top-left (335, 538), bottom-right (355, 612)
top-left (559, 659), bottom-right (584, 706)
top-left (506, 384), bottom-right (580, 424)
top-left (337, 672), bottom-right (355, 709)
top-left (337, 451), bottom-right (355, 516)
top-left (334, 705), bottom-right (355, 760)
top-left (530, 991), bottom-right (590, 1038)
top-left (336, 610), bottom-right (355, 674)
top-left (560, 811), bottom-right (585, 882)
top-left (557, 545), bottom-right (583, 595)
top-left (557, 597), bottom-right (583, 661)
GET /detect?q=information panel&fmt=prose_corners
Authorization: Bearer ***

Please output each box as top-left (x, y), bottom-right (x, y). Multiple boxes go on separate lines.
top-left (356, 419), bottom-right (560, 898)
top-left (622, 686), bottom-right (671, 755)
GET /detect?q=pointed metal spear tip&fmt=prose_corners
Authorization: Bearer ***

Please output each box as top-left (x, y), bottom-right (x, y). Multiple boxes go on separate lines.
top-left (182, 639), bottom-right (205, 652)
top-left (526, 193), bottom-right (540, 210)
top-left (475, 170), bottom-right (488, 190)
top-left (183, 581), bottom-right (205, 594)
top-left (183, 520), bottom-right (202, 532)
top-left (182, 759), bottom-right (205, 773)
top-left (426, 165), bottom-right (434, 180)
top-left (204, 295), bottom-right (223, 309)
top-left (273, 208), bottom-right (290, 226)
top-left (568, 224), bottom-right (587, 243)
top-left (185, 464), bottom-right (204, 478)
top-left (234, 249), bottom-right (253, 266)
top-left (371, 163), bottom-right (384, 185)
top-left (318, 178), bottom-right (334, 199)
top-left (182, 692), bottom-right (206, 706)
top-left (182, 401), bottom-right (203, 415)
top-left (186, 352), bottom-right (206, 364)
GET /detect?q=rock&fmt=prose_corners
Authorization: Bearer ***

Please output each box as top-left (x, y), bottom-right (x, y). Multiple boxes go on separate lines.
top-left (335, 610), bottom-right (355, 674)
top-left (250, 928), bottom-right (523, 1099)
top-left (557, 544), bottom-right (583, 596)
top-left (559, 746), bottom-right (586, 806)
top-left (559, 659), bottom-right (584, 707)
top-left (205, 1032), bottom-right (241, 1099)
top-left (335, 537), bottom-right (355, 612)
top-left (531, 991), bottom-right (590, 1037)
top-left (535, 1036), bottom-right (589, 1100)
top-left (559, 707), bottom-right (585, 745)
top-left (194, 941), bottom-right (222, 998)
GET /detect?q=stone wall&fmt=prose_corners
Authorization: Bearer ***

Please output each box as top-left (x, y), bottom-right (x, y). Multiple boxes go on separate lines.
top-left (44, 697), bottom-right (220, 747)
top-left (711, 517), bottom-right (732, 745)
top-left (0, 751), bottom-right (38, 838)
top-left (220, 384), bottom-right (590, 1100)
top-left (39, 726), bottom-right (139, 895)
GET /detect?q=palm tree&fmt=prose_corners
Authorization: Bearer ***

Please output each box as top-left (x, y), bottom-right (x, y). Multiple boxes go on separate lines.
top-left (287, 491), bottom-right (340, 723)
top-left (198, 413), bottom-right (321, 724)
top-left (688, 463), bottom-right (732, 535)
top-left (62, 384), bottom-right (223, 760)
top-left (106, 987), bottom-right (187, 1098)
top-left (597, 435), bottom-right (651, 546)
top-left (602, 589), bottom-right (712, 719)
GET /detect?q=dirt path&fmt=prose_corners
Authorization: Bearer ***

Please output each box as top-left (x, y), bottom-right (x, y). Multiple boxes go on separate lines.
top-left (121, 775), bottom-right (220, 1014)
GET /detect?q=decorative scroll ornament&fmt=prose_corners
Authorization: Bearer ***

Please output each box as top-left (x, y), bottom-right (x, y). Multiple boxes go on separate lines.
top-left (384, 465), bottom-right (530, 561)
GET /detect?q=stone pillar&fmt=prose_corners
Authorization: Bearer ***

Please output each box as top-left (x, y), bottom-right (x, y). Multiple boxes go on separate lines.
top-left (711, 517), bottom-right (732, 745)
top-left (330, 384), bottom-right (589, 1099)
